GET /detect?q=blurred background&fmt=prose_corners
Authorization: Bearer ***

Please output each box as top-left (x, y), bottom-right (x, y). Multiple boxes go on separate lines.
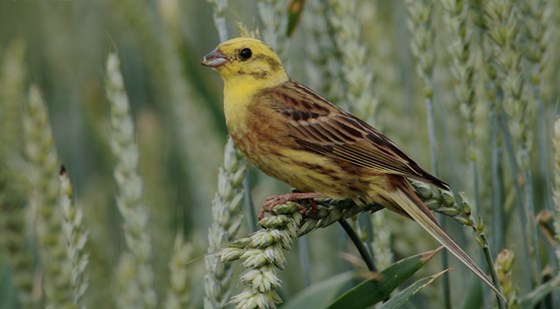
top-left (1, 0), bottom-right (559, 308)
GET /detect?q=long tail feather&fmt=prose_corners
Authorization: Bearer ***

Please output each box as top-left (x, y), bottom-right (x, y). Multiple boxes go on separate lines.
top-left (391, 184), bottom-right (506, 302)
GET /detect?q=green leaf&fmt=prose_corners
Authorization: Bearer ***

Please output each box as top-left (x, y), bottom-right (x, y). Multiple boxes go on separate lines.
top-left (286, 0), bottom-right (306, 37)
top-left (380, 269), bottom-right (451, 309)
top-left (519, 274), bottom-right (560, 308)
top-left (281, 272), bottom-right (354, 309)
top-left (326, 247), bottom-right (443, 309)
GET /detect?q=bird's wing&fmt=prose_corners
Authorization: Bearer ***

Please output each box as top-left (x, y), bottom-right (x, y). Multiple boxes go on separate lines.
top-left (262, 81), bottom-right (449, 190)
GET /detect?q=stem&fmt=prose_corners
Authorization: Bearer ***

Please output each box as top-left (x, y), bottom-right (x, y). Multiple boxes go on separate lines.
top-left (500, 109), bottom-right (538, 287)
top-left (425, 97), bottom-right (439, 177)
top-left (338, 219), bottom-right (377, 272)
top-left (491, 107), bottom-right (504, 253)
top-left (440, 215), bottom-right (451, 309)
top-left (479, 233), bottom-right (505, 309)
top-left (539, 100), bottom-right (559, 305)
top-left (425, 97), bottom-right (451, 309)
top-left (472, 161), bottom-right (486, 242)
top-left (359, 213), bottom-right (375, 259)
top-left (243, 173), bottom-right (257, 233)
top-left (524, 167), bottom-right (542, 280)
top-left (537, 99), bottom-right (552, 211)
top-left (538, 100), bottom-right (558, 269)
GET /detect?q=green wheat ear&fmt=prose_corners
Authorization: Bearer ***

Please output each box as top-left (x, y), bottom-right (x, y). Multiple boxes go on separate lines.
top-left (106, 52), bottom-right (157, 308)
top-left (483, 0), bottom-right (541, 290)
top-left (327, 0), bottom-right (379, 121)
top-left (258, 0), bottom-right (289, 61)
top-left (204, 137), bottom-right (247, 308)
top-left (325, 0), bottom-right (390, 270)
top-left (221, 203), bottom-right (303, 309)
top-left (304, 0), bottom-right (341, 102)
top-left (0, 39), bottom-right (36, 308)
top-left (163, 233), bottom-right (193, 309)
top-left (24, 85), bottom-right (74, 307)
top-left (495, 249), bottom-right (518, 307)
top-left (442, 0), bottom-right (477, 164)
top-left (207, 0), bottom-right (229, 42)
top-left (59, 167), bottom-right (90, 307)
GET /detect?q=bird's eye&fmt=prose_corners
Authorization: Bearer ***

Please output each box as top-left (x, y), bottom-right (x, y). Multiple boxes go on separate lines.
top-left (239, 48), bottom-right (252, 61)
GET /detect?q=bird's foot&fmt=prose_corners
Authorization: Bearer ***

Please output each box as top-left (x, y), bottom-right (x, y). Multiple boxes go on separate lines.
top-left (258, 192), bottom-right (322, 220)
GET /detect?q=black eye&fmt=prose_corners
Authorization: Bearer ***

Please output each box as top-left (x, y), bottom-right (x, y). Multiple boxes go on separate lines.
top-left (239, 48), bottom-right (252, 60)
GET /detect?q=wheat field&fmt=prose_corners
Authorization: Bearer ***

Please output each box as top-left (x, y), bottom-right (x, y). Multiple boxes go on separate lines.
top-left (0, 0), bottom-right (559, 308)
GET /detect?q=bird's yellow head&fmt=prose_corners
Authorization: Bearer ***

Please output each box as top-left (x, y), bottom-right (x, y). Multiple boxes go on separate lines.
top-left (201, 37), bottom-right (289, 90)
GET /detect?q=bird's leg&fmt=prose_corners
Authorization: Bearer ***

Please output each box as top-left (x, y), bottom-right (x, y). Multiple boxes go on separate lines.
top-left (259, 192), bottom-right (324, 219)
top-left (308, 198), bottom-right (318, 214)
top-left (290, 190), bottom-right (319, 215)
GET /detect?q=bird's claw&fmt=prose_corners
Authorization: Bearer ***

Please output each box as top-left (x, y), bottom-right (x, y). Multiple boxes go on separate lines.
top-left (258, 192), bottom-right (321, 220)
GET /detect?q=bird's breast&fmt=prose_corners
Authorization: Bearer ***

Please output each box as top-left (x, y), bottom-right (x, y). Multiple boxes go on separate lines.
top-left (229, 119), bottom-right (365, 200)
top-left (223, 92), bottom-right (389, 202)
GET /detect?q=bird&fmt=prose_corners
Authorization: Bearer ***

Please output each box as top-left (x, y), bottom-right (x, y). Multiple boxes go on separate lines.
top-left (201, 37), bottom-right (505, 302)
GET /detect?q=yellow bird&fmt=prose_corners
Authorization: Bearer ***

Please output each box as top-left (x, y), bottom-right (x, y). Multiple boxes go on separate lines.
top-left (202, 37), bottom-right (504, 301)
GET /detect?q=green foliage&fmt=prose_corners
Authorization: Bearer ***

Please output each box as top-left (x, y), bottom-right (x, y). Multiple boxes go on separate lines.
top-left (379, 269), bottom-right (450, 309)
top-left (327, 248), bottom-right (443, 309)
top-left (0, 0), bottom-right (559, 308)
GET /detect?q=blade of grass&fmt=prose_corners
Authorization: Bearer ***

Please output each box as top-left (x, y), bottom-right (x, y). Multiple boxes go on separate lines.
top-left (327, 247), bottom-right (443, 309)
top-left (380, 269), bottom-right (451, 309)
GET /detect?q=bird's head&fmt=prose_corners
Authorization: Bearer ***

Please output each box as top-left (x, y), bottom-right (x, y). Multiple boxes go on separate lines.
top-left (201, 37), bottom-right (289, 88)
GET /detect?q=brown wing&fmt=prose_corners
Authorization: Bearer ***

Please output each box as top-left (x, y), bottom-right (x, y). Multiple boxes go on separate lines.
top-left (259, 80), bottom-right (449, 190)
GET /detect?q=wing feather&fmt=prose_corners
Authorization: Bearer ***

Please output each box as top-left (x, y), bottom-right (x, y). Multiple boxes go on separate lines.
top-left (261, 81), bottom-right (449, 190)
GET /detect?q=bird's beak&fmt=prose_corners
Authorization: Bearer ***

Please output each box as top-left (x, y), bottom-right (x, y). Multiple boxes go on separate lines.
top-left (201, 48), bottom-right (228, 68)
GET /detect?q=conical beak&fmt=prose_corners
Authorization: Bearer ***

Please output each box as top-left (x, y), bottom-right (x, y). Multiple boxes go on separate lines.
top-left (201, 48), bottom-right (228, 68)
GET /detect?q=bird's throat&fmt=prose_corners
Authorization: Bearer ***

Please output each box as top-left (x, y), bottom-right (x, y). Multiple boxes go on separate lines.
top-left (223, 82), bottom-right (253, 136)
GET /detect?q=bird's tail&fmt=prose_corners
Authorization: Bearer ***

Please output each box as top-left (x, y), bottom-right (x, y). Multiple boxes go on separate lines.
top-left (390, 183), bottom-right (506, 302)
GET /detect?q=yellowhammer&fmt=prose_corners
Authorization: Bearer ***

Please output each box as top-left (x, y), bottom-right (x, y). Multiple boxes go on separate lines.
top-left (202, 37), bottom-right (504, 301)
